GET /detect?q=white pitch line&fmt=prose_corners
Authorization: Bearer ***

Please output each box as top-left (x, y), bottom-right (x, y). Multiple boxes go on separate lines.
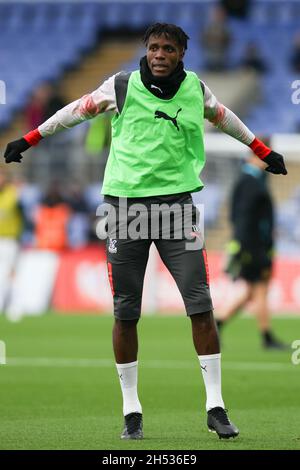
top-left (4, 357), bottom-right (297, 372)
top-left (7, 358), bottom-right (113, 368)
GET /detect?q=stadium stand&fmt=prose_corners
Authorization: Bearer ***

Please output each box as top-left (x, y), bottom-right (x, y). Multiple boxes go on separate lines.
top-left (0, 0), bottom-right (299, 250)
top-left (0, 1), bottom-right (299, 133)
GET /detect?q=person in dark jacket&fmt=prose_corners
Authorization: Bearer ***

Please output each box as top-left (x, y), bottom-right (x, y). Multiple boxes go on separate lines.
top-left (217, 154), bottom-right (288, 349)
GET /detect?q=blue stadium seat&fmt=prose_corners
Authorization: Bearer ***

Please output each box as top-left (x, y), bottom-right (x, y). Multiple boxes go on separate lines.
top-left (0, 2), bottom-right (103, 129)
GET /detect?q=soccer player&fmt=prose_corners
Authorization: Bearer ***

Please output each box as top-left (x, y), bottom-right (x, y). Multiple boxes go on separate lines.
top-left (217, 154), bottom-right (288, 350)
top-left (3, 23), bottom-right (287, 440)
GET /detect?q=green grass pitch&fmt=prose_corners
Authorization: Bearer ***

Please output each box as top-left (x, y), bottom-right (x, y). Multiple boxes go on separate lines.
top-left (0, 313), bottom-right (299, 450)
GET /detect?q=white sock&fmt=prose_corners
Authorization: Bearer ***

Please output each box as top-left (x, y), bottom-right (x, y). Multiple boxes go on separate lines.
top-left (198, 353), bottom-right (225, 411)
top-left (116, 361), bottom-right (142, 416)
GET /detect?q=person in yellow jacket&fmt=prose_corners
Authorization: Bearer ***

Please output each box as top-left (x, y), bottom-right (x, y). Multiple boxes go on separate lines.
top-left (0, 168), bottom-right (23, 311)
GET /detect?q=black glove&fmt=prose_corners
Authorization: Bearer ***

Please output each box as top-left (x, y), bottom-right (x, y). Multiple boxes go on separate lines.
top-left (4, 138), bottom-right (31, 163)
top-left (263, 151), bottom-right (287, 175)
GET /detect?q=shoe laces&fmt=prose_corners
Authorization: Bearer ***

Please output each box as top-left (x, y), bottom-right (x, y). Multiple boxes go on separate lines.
top-left (210, 407), bottom-right (231, 425)
top-left (125, 413), bottom-right (142, 434)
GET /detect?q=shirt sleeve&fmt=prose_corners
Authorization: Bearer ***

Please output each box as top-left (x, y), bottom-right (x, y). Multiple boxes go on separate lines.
top-left (201, 80), bottom-right (255, 146)
top-left (38, 74), bottom-right (118, 137)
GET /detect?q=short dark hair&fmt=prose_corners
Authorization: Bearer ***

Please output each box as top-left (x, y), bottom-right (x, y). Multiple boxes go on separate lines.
top-left (142, 23), bottom-right (190, 50)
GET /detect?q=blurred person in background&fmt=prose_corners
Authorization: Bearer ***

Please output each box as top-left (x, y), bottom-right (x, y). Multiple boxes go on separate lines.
top-left (25, 82), bottom-right (66, 131)
top-left (240, 42), bottom-right (268, 74)
top-left (4, 23), bottom-right (288, 441)
top-left (201, 5), bottom-right (232, 72)
top-left (290, 32), bottom-right (300, 73)
top-left (25, 83), bottom-right (69, 182)
top-left (85, 112), bottom-right (112, 182)
top-left (84, 182), bottom-right (105, 243)
top-left (42, 83), bottom-right (66, 122)
top-left (0, 167), bottom-right (23, 311)
top-left (221, 0), bottom-right (251, 19)
top-left (217, 153), bottom-right (288, 350)
top-left (34, 182), bottom-right (71, 252)
top-left (11, 173), bottom-right (42, 246)
top-left (66, 182), bottom-right (90, 248)
top-left (25, 84), bottom-right (51, 131)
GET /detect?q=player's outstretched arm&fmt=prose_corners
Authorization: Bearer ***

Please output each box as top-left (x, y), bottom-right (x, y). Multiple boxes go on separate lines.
top-left (3, 75), bottom-right (117, 164)
top-left (202, 81), bottom-right (287, 175)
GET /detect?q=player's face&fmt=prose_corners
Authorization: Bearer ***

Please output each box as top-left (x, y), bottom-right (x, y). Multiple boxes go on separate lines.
top-left (146, 34), bottom-right (184, 77)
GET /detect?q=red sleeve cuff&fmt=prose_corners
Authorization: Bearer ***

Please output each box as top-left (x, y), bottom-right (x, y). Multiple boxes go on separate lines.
top-left (23, 129), bottom-right (43, 146)
top-left (249, 137), bottom-right (271, 160)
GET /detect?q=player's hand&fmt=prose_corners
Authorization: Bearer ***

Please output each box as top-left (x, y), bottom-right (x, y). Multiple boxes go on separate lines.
top-left (263, 151), bottom-right (287, 175)
top-left (4, 138), bottom-right (31, 163)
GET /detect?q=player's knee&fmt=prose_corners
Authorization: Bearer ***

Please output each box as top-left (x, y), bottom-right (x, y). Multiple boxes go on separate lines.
top-left (113, 293), bottom-right (142, 321)
top-left (114, 317), bottom-right (139, 329)
top-left (190, 310), bottom-right (214, 327)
